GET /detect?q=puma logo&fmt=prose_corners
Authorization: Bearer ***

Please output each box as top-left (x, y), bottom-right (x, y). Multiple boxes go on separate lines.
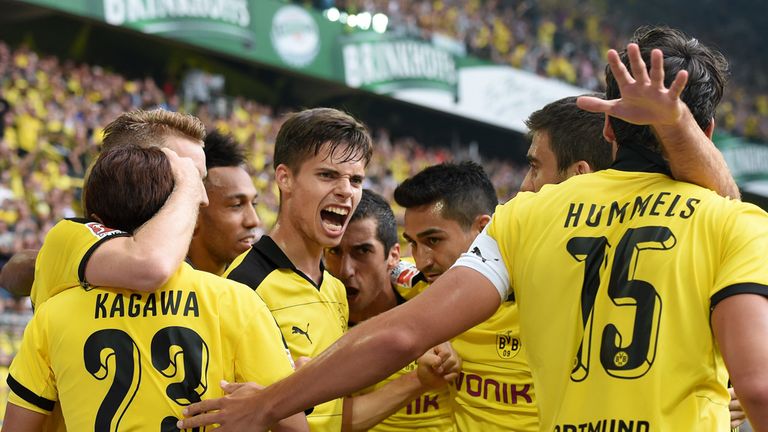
top-left (292, 323), bottom-right (312, 344)
top-left (471, 246), bottom-right (499, 263)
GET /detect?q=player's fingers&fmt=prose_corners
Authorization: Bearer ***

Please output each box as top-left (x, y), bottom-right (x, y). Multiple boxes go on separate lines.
top-left (627, 43), bottom-right (650, 84)
top-left (649, 49), bottom-right (665, 87)
top-left (668, 70), bottom-right (688, 99)
top-left (607, 49), bottom-right (634, 87)
top-left (182, 398), bottom-right (223, 418)
top-left (294, 356), bottom-right (312, 369)
top-left (418, 352), bottom-right (439, 367)
top-left (177, 411), bottom-right (223, 429)
top-left (731, 418), bottom-right (745, 428)
top-left (442, 372), bottom-right (459, 382)
top-left (576, 96), bottom-right (616, 114)
top-left (160, 147), bottom-right (179, 159)
top-left (221, 380), bottom-right (253, 394)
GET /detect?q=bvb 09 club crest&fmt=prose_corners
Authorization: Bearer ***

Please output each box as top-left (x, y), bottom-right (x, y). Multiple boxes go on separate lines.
top-left (496, 331), bottom-right (520, 359)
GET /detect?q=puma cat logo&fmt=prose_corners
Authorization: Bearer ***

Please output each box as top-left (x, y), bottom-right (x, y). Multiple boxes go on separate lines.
top-left (292, 323), bottom-right (312, 344)
top-left (471, 246), bottom-right (499, 263)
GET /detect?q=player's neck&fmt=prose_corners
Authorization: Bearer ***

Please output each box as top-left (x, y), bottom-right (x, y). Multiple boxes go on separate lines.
top-left (186, 248), bottom-right (227, 276)
top-left (270, 222), bottom-right (324, 284)
top-left (349, 283), bottom-right (399, 325)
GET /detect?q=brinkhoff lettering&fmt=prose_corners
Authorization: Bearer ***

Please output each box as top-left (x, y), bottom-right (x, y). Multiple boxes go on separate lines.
top-left (563, 192), bottom-right (700, 228)
top-left (94, 291), bottom-right (200, 319)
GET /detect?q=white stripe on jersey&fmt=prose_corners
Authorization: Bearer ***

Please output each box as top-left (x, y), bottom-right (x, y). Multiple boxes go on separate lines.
top-left (452, 227), bottom-right (510, 300)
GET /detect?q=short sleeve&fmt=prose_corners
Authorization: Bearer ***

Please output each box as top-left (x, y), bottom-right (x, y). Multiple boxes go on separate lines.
top-left (7, 305), bottom-right (57, 414)
top-left (710, 203), bottom-right (768, 307)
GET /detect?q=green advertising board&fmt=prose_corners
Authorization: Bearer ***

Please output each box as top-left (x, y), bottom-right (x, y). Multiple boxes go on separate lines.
top-left (12, 0), bottom-right (588, 132)
top-left (18, 0), bottom-right (344, 80)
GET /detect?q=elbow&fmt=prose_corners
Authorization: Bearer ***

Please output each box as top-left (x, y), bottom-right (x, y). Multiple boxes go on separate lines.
top-left (380, 325), bottom-right (429, 364)
top-left (129, 258), bottom-right (177, 291)
top-left (734, 380), bottom-right (768, 421)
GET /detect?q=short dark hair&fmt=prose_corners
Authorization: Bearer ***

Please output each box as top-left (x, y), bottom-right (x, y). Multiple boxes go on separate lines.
top-left (204, 129), bottom-right (246, 169)
top-left (605, 26), bottom-right (728, 153)
top-left (525, 95), bottom-right (613, 173)
top-left (273, 108), bottom-right (373, 173)
top-left (394, 161), bottom-right (497, 229)
top-left (102, 109), bottom-right (206, 150)
top-left (351, 189), bottom-right (398, 256)
top-left (85, 145), bottom-right (174, 233)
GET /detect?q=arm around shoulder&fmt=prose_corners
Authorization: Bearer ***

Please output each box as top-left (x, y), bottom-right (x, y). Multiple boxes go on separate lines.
top-left (0, 249), bottom-right (38, 297)
top-left (84, 151), bottom-right (206, 292)
top-left (1, 402), bottom-right (47, 432)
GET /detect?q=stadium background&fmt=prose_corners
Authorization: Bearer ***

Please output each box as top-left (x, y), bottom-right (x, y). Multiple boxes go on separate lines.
top-left (0, 0), bottom-right (766, 425)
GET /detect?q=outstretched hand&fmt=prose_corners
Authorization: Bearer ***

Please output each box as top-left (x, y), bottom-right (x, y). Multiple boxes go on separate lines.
top-left (577, 43), bottom-right (689, 127)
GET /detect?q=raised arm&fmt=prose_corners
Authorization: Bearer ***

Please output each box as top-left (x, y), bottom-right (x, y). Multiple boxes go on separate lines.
top-left (0, 249), bottom-right (38, 297)
top-left (84, 147), bottom-right (207, 291)
top-left (577, 43), bottom-right (740, 199)
top-left (178, 266), bottom-right (500, 431)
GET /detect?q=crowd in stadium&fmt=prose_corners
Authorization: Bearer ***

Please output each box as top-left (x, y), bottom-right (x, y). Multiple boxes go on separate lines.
top-left (333, 0), bottom-right (768, 142)
top-left (0, 40), bottom-right (526, 272)
top-left (1, 0), bottom-right (768, 428)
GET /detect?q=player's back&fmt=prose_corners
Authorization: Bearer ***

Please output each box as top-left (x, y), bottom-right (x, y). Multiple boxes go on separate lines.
top-left (9, 263), bottom-right (294, 431)
top-left (490, 169), bottom-right (768, 431)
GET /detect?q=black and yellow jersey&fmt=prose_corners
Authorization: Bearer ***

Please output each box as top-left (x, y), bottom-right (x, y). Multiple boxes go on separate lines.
top-left (8, 263), bottom-right (295, 431)
top-left (225, 236), bottom-right (348, 431)
top-left (394, 259), bottom-right (536, 430)
top-left (350, 279), bottom-right (454, 432)
top-left (455, 161), bottom-right (768, 431)
top-left (31, 218), bottom-right (129, 308)
top-left (450, 299), bottom-right (537, 432)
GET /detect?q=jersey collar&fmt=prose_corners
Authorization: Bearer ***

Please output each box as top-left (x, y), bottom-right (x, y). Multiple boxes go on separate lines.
top-left (611, 143), bottom-right (672, 175)
top-left (254, 235), bottom-right (326, 289)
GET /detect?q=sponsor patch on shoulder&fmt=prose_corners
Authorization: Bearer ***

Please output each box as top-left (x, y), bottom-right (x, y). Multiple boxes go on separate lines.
top-left (84, 222), bottom-right (125, 239)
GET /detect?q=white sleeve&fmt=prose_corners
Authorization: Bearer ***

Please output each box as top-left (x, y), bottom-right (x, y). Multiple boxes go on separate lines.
top-left (451, 228), bottom-right (510, 301)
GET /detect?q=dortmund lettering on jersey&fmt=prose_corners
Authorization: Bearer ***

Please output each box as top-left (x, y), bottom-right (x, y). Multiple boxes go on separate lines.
top-left (225, 235), bottom-right (348, 432)
top-left (31, 218), bottom-right (129, 307)
top-left (8, 263), bottom-right (294, 431)
top-left (458, 168), bottom-right (768, 431)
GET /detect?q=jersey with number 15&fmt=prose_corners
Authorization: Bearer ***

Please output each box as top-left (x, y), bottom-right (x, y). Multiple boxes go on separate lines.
top-left (455, 169), bottom-right (768, 431)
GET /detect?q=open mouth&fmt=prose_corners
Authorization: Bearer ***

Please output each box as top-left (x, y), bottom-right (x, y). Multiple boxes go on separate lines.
top-left (345, 286), bottom-right (359, 300)
top-left (320, 205), bottom-right (349, 233)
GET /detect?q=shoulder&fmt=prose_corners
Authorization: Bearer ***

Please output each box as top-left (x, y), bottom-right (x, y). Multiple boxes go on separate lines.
top-left (225, 247), bottom-right (276, 290)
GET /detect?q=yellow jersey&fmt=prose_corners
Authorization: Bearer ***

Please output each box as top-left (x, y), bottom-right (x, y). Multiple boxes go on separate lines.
top-left (450, 299), bottom-right (537, 432)
top-left (31, 218), bottom-right (129, 308)
top-left (395, 259), bottom-right (537, 431)
top-left (8, 263), bottom-right (295, 431)
top-left (352, 276), bottom-right (454, 432)
top-left (225, 235), bottom-right (348, 431)
top-left (455, 167), bottom-right (768, 431)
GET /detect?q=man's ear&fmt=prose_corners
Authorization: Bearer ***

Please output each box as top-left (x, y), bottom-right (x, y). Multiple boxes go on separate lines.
top-left (603, 115), bottom-right (616, 144)
top-left (386, 243), bottom-right (401, 271)
top-left (274, 164), bottom-right (293, 194)
top-left (704, 118), bottom-right (715, 139)
top-left (472, 214), bottom-right (492, 234)
top-left (568, 160), bottom-right (593, 177)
